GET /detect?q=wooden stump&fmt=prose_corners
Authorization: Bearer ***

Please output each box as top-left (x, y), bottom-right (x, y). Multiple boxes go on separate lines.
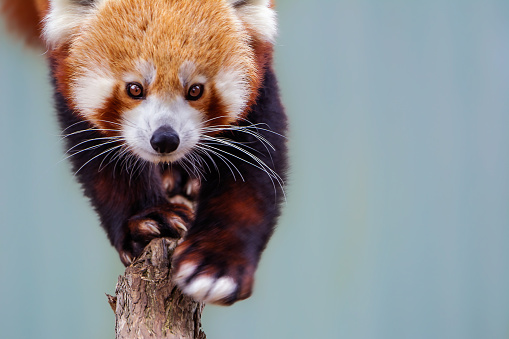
top-left (108, 238), bottom-right (206, 339)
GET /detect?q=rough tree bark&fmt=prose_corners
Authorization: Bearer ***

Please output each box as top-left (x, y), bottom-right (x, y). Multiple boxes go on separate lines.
top-left (107, 238), bottom-right (206, 339)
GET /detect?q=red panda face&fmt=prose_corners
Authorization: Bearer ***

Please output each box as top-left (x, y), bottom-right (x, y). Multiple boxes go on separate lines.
top-left (44, 0), bottom-right (277, 163)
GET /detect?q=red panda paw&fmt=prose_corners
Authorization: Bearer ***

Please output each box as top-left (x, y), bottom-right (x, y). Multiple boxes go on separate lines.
top-left (119, 205), bottom-right (192, 266)
top-left (172, 240), bottom-right (255, 305)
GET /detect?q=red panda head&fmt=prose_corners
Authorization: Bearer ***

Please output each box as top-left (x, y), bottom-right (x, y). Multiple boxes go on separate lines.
top-left (44, 0), bottom-right (277, 163)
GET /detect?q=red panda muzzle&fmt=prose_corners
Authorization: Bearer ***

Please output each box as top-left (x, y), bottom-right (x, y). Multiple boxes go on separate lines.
top-left (150, 125), bottom-right (180, 154)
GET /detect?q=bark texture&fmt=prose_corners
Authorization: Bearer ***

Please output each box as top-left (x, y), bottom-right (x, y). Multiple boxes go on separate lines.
top-left (112, 238), bottom-right (206, 339)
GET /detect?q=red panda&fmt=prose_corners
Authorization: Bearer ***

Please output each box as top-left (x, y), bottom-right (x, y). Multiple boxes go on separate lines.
top-left (1, 0), bottom-right (287, 305)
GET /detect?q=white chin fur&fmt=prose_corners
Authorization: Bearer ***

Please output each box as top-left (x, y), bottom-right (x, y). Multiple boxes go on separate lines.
top-left (122, 96), bottom-right (202, 163)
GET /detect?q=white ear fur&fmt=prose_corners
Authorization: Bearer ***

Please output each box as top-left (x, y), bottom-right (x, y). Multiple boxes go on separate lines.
top-left (43, 0), bottom-right (103, 48)
top-left (227, 0), bottom-right (278, 44)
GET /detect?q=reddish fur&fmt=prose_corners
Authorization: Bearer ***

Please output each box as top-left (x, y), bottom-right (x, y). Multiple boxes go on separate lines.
top-left (19, 0), bottom-right (273, 132)
top-left (3, 0), bottom-right (288, 305)
top-left (93, 174), bottom-right (135, 208)
top-left (208, 184), bottom-right (264, 225)
top-left (0, 0), bottom-right (45, 46)
top-left (61, 0), bottom-right (258, 129)
top-left (242, 37), bottom-right (274, 116)
top-left (204, 86), bottom-right (230, 128)
top-left (51, 45), bottom-right (73, 108)
top-left (96, 84), bottom-right (136, 134)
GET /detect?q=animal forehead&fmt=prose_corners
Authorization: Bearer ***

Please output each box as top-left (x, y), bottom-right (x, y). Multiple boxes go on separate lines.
top-left (78, 0), bottom-right (249, 77)
top-left (93, 0), bottom-right (242, 50)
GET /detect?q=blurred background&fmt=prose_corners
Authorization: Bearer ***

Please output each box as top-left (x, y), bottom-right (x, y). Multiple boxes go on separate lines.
top-left (1, 0), bottom-right (509, 338)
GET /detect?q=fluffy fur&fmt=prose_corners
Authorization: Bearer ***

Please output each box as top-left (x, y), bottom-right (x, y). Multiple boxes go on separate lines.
top-left (2, 0), bottom-right (287, 305)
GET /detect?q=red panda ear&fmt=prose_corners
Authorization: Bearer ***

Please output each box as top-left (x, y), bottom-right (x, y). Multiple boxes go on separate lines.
top-left (226, 0), bottom-right (277, 44)
top-left (43, 0), bottom-right (101, 48)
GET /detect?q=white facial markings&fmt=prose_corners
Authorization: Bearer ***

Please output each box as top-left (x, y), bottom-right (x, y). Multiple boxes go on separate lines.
top-left (178, 61), bottom-right (197, 87)
top-left (227, 0), bottom-right (278, 43)
top-left (122, 96), bottom-right (203, 163)
top-left (215, 66), bottom-right (250, 118)
top-left (137, 60), bottom-right (157, 84)
top-left (72, 66), bottom-right (116, 118)
top-left (178, 61), bottom-right (207, 89)
top-left (123, 60), bottom-right (157, 85)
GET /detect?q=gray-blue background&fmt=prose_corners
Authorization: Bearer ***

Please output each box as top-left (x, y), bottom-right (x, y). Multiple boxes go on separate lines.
top-left (1, 1), bottom-right (508, 338)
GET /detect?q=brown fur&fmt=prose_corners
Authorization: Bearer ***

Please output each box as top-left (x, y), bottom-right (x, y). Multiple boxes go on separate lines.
top-left (51, 44), bottom-right (73, 107)
top-left (0, 0), bottom-right (46, 46)
top-left (96, 84), bottom-right (139, 133)
top-left (173, 225), bottom-right (258, 303)
top-left (244, 37), bottom-right (274, 113)
top-left (208, 184), bottom-right (264, 225)
top-left (4, 0), bottom-right (288, 305)
top-left (203, 86), bottom-right (230, 128)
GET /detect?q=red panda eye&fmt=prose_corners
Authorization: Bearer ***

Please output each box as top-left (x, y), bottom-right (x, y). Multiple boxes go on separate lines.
top-left (186, 84), bottom-right (204, 101)
top-left (126, 82), bottom-right (144, 99)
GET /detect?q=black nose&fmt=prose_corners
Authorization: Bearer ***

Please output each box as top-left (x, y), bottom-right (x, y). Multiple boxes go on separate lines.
top-left (150, 126), bottom-right (180, 154)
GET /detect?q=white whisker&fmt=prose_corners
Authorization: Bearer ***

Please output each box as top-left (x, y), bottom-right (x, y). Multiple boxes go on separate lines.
top-left (74, 145), bottom-right (122, 176)
top-left (64, 136), bottom-right (123, 154)
top-left (61, 139), bottom-right (122, 163)
top-left (195, 144), bottom-right (244, 181)
top-left (199, 142), bottom-right (285, 201)
top-left (61, 128), bottom-right (123, 139)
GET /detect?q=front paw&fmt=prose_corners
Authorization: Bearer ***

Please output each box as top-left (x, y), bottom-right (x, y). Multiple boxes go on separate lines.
top-left (172, 238), bottom-right (256, 305)
top-left (119, 204), bottom-right (192, 266)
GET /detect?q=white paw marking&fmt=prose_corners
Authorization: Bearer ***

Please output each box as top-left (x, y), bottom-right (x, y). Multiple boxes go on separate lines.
top-left (174, 263), bottom-right (237, 303)
top-left (174, 263), bottom-right (197, 285)
top-left (183, 276), bottom-right (216, 301)
top-left (204, 277), bottom-right (237, 303)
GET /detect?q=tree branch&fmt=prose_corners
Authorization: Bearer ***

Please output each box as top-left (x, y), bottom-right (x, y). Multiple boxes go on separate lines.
top-left (109, 238), bottom-right (206, 339)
